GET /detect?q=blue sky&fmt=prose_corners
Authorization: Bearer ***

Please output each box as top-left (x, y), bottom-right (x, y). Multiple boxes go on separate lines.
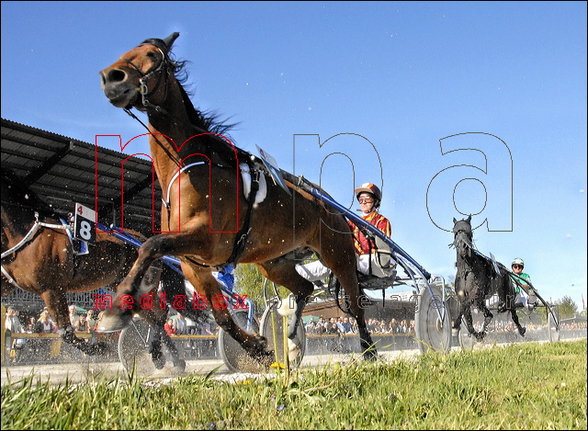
top-left (2, 2), bottom-right (586, 309)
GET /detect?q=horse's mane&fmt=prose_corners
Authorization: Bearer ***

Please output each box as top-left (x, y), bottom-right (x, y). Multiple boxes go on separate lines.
top-left (177, 79), bottom-right (236, 137)
top-left (169, 54), bottom-right (239, 146)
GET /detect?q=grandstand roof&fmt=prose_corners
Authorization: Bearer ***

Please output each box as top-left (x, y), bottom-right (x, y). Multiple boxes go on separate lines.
top-left (1, 118), bottom-right (161, 231)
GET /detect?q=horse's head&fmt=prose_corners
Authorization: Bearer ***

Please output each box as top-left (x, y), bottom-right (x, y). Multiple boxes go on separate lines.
top-left (452, 215), bottom-right (473, 260)
top-left (100, 32), bottom-right (180, 111)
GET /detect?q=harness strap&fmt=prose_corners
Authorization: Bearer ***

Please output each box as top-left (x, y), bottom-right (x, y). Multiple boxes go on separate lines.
top-left (1, 213), bottom-right (70, 290)
top-left (1, 215), bottom-right (68, 260)
top-left (1, 265), bottom-right (23, 290)
top-left (161, 161), bottom-right (207, 208)
top-left (171, 161), bottom-right (260, 270)
top-left (224, 162), bottom-right (260, 267)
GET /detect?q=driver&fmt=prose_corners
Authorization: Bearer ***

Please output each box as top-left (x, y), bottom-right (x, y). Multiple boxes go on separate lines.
top-left (511, 258), bottom-right (537, 309)
top-left (349, 183), bottom-right (392, 276)
top-left (295, 183), bottom-right (393, 282)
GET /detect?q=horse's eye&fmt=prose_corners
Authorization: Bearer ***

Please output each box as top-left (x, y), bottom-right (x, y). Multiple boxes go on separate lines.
top-left (147, 51), bottom-right (158, 60)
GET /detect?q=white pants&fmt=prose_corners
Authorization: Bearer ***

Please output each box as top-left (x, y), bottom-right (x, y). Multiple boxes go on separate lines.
top-left (515, 292), bottom-right (528, 308)
top-left (516, 289), bottom-right (538, 307)
top-left (295, 254), bottom-right (393, 282)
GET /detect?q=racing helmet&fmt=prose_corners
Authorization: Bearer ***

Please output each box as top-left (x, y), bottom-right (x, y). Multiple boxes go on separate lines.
top-left (512, 258), bottom-right (524, 268)
top-left (355, 183), bottom-right (382, 207)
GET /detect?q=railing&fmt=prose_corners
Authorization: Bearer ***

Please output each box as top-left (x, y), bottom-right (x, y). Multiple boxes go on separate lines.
top-left (4, 328), bottom-right (585, 367)
top-left (1, 331), bottom-right (419, 366)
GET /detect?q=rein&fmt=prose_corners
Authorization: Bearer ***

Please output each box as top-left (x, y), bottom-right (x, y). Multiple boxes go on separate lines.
top-left (121, 53), bottom-right (262, 270)
top-left (1, 212), bottom-right (68, 259)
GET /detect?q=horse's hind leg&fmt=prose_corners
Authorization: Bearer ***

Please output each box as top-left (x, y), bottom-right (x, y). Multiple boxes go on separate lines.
top-left (452, 308), bottom-right (463, 337)
top-left (138, 308), bottom-right (186, 371)
top-left (256, 258), bottom-right (315, 339)
top-left (40, 290), bottom-right (108, 356)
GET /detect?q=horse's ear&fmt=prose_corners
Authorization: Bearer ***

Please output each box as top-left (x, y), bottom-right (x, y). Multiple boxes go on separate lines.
top-left (163, 32), bottom-right (180, 51)
top-left (453, 217), bottom-right (457, 224)
top-left (466, 215), bottom-right (472, 223)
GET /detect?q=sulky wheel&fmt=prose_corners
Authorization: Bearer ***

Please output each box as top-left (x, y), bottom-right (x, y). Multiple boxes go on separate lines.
top-left (118, 317), bottom-right (158, 375)
top-left (218, 309), bottom-right (262, 373)
top-left (414, 286), bottom-right (452, 353)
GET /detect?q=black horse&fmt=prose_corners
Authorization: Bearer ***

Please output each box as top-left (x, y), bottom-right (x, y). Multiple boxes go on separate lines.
top-left (451, 216), bottom-right (525, 341)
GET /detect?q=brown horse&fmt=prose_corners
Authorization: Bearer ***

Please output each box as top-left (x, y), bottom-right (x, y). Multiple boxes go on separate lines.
top-left (99, 32), bottom-right (376, 363)
top-left (0, 168), bottom-right (186, 368)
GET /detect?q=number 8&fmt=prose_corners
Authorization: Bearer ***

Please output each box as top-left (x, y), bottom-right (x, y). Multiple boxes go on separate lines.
top-left (79, 220), bottom-right (92, 240)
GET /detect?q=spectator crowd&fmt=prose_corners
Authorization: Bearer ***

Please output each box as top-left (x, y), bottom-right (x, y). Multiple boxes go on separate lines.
top-left (304, 316), bottom-right (416, 335)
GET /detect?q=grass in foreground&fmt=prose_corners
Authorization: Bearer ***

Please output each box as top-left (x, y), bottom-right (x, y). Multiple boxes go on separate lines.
top-left (2, 340), bottom-right (586, 430)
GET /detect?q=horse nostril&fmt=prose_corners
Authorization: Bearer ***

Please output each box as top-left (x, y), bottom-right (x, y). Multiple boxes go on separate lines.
top-left (106, 69), bottom-right (127, 83)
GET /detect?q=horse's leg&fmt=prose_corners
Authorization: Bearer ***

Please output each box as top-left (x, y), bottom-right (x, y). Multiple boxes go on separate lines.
top-left (477, 301), bottom-right (493, 338)
top-left (99, 233), bottom-right (206, 332)
top-left (146, 321), bottom-right (165, 369)
top-left (138, 307), bottom-right (186, 371)
top-left (452, 307), bottom-right (463, 336)
top-left (462, 304), bottom-right (477, 338)
top-left (509, 308), bottom-right (526, 336)
top-left (160, 264), bottom-right (207, 325)
top-left (452, 277), bottom-right (466, 336)
top-left (256, 258), bottom-right (314, 339)
top-left (40, 290), bottom-right (107, 356)
top-left (181, 264), bottom-right (273, 365)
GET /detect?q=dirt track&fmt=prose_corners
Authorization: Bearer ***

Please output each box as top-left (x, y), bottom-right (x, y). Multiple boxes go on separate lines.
top-left (3, 337), bottom-right (584, 386)
top-left (1, 349), bottom-right (422, 386)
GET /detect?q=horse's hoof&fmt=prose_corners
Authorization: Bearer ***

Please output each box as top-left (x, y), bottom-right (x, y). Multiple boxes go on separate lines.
top-left (152, 355), bottom-right (166, 369)
top-left (474, 332), bottom-right (486, 341)
top-left (252, 334), bottom-right (269, 351)
top-left (254, 350), bottom-right (275, 368)
top-left (173, 359), bottom-right (187, 372)
top-left (519, 327), bottom-right (526, 337)
top-left (88, 341), bottom-right (109, 356)
top-left (287, 339), bottom-right (302, 363)
top-left (95, 310), bottom-right (132, 333)
top-left (362, 349), bottom-right (378, 362)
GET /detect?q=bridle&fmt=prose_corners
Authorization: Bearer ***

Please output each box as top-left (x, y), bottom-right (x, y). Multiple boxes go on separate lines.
top-left (123, 46), bottom-right (171, 116)
top-left (450, 223), bottom-right (474, 259)
top-left (120, 45), bottom-right (183, 168)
